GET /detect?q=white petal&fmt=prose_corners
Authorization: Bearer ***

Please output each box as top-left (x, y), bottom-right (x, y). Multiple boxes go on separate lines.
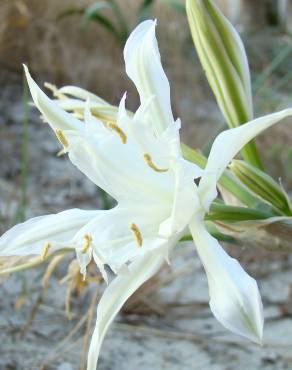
top-left (76, 247), bottom-right (94, 280)
top-left (124, 20), bottom-right (174, 134)
top-left (57, 85), bottom-right (110, 105)
top-left (199, 108), bottom-right (292, 209)
top-left (0, 209), bottom-right (99, 257)
top-left (24, 65), bottom-right (83, 131)
top-left (73, 205), bottom-right (170, 273)
top-left (128, 95), bottom-right (181, 163)
top-left (64, 108), bottom-right (173, 202)
top-left (159, 159), bottom-right (202, 237)
top-left (189, 215), bottom-right (263, 343)
top-left (87, 251), bottom-right (165, 370)
top-left (54, 98), bottom-right (117, 118)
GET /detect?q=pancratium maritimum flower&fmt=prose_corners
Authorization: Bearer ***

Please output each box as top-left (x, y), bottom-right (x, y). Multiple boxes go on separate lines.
top-left (1, 20), bottom-right (292, 369)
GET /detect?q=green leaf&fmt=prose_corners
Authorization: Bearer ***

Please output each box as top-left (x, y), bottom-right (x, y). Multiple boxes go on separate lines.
top-left (84, 1), bottom-right (112, 18)
top-left (161, 0), bottom-right (185, 13)
top-left (206, 202), bottom-right (272, 222)
top-left (137, 0), bottom-right (155, 22)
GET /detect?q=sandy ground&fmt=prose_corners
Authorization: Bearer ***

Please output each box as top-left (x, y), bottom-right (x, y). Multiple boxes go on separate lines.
top-left (1, 73), bottom-right (292, 370)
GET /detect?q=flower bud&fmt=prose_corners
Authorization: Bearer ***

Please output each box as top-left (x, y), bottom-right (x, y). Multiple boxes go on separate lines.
top-left (230, 160), bottom-right (292, 215)
top-left (186, 0), bottom-right (262, 168)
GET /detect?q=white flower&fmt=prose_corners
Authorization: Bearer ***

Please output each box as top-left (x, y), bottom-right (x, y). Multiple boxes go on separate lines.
top-left (1, 19), bottom-right (292, 370)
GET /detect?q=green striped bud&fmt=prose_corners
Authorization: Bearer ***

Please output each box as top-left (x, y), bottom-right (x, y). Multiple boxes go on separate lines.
top-left (186, 0), bottom-right (262, 168)
top-left (230, 160), bottom-right (292, 215)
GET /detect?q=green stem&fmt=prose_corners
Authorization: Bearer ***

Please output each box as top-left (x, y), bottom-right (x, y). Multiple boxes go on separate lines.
top-left (13, 73), bottom-right (29, 224)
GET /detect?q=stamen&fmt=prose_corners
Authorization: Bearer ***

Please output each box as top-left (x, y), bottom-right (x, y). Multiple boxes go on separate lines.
top-left (73, 112), bottom-right (84, 120)
top-left (143, 153), bottom-right (168, 172)
top-left (129, 223), bottom-right (143, 247)
top-left (57, 148), bottom-right (65, 157)
top-left (44, 82), bottom-right (67, 100)
top-left (81, 234), bottom-right (92, 254)
top-left (55, 128), bottom-right (69, 148)
top-left (106, 123), bottom-right (127, 144)
top-left (41, 242), bottom-right (50, 260)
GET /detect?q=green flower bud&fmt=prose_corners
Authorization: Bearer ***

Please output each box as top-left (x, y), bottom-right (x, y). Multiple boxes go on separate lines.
top-left (186, 0), bottom-right (262, 168)
top-left (230, 160), bottom-right (292, 215)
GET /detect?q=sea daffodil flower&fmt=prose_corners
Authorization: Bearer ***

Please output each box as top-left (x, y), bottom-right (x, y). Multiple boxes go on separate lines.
top-left (1, 20), bottom-right (292, 370)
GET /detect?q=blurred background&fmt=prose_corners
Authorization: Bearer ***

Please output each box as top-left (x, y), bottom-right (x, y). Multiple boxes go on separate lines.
top-left (1, 1), bottom-right (292, 369)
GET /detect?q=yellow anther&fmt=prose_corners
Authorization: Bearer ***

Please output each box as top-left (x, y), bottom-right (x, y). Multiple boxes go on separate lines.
top-left (143, 153), bottom-right (168, 173)
top-left (130, 223), bottom-right (143, 247)
top-left (107, 122), bottom-right (127, 144)
top-left (55, 128), bottom-right (69, 148)
top-left (73, 112), bottom-right (84, 120)
top-left (57, 148), bottom-right (65, 157)
top-left (81, 234), bottom-right (92, 254)
top-left (41, 242), bottom-right (50, 260)
top-left (44, 82), bottom-right (67, 100)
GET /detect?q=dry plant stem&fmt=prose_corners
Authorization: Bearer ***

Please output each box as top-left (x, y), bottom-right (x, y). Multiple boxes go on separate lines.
top-left (20, 292), bottom-right (43, 339)
top-left (40, 313), bottom-right (88, 369)
top-left (80, 287), bottom-right (100, 370)
top-left (42, 254), bottom-right (66, 290)
top-left (214, 216), bottom-right (292, 253)
top-left (0, 248), bottom-right (72, 276)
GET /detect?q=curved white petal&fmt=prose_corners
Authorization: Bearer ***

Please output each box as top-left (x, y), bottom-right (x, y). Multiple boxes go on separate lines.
top-left (64, 106), bottom-right (174, 202)
top-left (0, 209), bottom-right (99, 257)
top-left (53, 99), bottom-right (117, 118)
top-left (189, 215), bottom-right (263, 343)
top-left (124, 20), bottom-right (174, 134)
top-left (73, 205), bottom-right (170, 273)
top-left (128, 97), bottom-right (181, 167)
top-left (87, 251), bottom-right (165, 370)
top-left (24, 66), bottom-right (83, 131)
top-left (159, 159), bottom-right (202, 237)
top-left (199, 108), bottom-right (292, 209)
top-left (57, 85), bottom-right (110, 105)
